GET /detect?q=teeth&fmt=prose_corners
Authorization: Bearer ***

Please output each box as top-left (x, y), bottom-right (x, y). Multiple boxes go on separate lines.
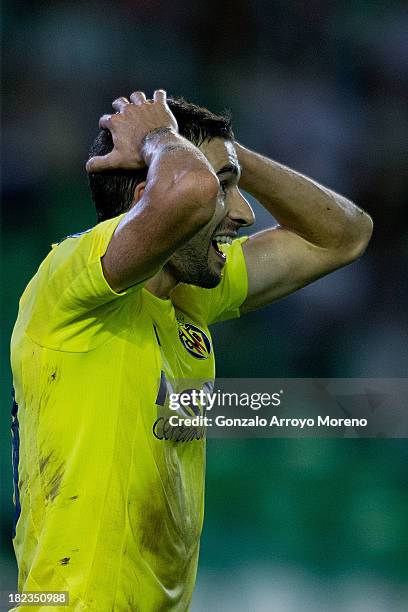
top-left (214, 235), bottom-right (233, 245)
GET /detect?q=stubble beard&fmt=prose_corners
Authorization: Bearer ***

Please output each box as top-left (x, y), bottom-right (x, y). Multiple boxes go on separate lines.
top-left (166, 238), bottom-right (222, 289)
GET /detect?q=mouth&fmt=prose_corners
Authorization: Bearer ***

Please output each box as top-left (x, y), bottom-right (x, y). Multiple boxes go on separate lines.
top-left (210, 234), bottom-right (235, 262)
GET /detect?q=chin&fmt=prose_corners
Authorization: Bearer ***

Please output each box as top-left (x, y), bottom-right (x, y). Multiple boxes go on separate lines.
top-left (195, 272), bottom-right (222, 289)
top-left (182, 265), bottom-right (222, 289)
top-left (168, 250), bottom-right (223, 289)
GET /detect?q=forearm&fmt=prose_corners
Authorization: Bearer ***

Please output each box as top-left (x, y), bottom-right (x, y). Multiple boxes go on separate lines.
top-left (236, 143), bottom-right (373, 252)
top-left (103, 132), bottom-right (219, 291)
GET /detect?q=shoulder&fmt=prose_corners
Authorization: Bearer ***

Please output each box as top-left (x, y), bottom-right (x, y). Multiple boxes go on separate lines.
top-left (17, 214), bottom-right (143, 351)
top-left (49, 214), bottom-right (127, 272)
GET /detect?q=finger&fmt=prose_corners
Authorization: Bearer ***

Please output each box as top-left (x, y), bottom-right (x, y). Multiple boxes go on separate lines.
top-left (86, 151), bottom-right (119, 173)
top-left (130, 91), bottom-right (147, 105)
top-left (153, 89), bottom-right (166, 104)
top-left (112, 97), bottom-right (129, 112)
top-left (99, 114), bottom-right (112, 130)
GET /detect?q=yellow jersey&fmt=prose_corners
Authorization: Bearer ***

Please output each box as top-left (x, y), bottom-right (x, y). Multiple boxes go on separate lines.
top-left (10, 214), bottom-right (248, 611)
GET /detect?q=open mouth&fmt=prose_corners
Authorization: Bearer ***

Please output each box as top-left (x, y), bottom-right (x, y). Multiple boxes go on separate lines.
top-left (211, 235), bottom-right (233, 261)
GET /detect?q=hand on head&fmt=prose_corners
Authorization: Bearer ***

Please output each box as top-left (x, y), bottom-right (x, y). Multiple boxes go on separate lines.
top-left (86, 89), bottom-right (178, 173)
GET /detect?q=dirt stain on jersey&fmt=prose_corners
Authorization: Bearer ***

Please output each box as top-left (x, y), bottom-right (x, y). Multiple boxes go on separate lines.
top-left (59, 557), bottom-right (70, 565)
top-left (39, 452), bottom-right (52, 474)
top-left (39, 450), bottom-right (65, 502)
top-left (48, 471), bottom-right (64, 501)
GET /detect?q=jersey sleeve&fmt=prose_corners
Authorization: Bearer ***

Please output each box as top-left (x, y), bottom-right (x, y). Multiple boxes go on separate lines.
top-left (172, 236), bottom-right (249, 326)
top-left (25, 214), bottom-right (146, 351)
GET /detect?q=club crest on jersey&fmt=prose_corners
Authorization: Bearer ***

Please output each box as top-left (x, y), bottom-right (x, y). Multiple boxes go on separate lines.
top-left (178, 322), bottom-right (211, 360)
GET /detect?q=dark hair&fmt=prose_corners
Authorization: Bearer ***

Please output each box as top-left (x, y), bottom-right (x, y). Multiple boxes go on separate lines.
top-left (88, 97), bottom-right (234, 222)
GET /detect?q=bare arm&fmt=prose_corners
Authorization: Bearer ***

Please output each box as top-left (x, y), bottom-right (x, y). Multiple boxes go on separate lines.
top-left (87, 90), bottom-right (219, 293)
top-left (234, 143), bottom-right (373, 313)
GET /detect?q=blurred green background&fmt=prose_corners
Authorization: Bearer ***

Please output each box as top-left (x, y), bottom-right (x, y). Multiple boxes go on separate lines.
top-left (2, 1), bottom-right (408, 609)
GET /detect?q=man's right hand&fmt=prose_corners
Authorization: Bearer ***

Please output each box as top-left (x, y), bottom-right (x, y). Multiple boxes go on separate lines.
top-left (86, 89), bottom-right (179, 173)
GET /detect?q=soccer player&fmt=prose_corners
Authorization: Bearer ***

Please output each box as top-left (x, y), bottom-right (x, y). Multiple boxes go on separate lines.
top-left (10, 90), bottom-right (373, 610)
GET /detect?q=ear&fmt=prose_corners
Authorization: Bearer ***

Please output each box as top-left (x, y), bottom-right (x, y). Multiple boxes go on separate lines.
top-left (131, 181), bottom-right (146, 208)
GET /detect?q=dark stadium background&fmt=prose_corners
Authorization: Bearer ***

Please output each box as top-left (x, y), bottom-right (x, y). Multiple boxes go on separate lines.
top-left (2, 1), bottom-right (408, 609)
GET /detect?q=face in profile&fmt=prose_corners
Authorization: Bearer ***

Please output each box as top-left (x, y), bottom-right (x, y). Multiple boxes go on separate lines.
top-left (166, 138), bottom-right (255, 288)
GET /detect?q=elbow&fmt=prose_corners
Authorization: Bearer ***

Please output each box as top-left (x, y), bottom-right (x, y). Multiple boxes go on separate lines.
top-left (341, 211), bottom-right (374, 263)
top-left (351, 211), bottom-right (374, 259)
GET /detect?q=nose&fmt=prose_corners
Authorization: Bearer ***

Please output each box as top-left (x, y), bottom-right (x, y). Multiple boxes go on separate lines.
top-left (228, 188), bottom-right (255, 228)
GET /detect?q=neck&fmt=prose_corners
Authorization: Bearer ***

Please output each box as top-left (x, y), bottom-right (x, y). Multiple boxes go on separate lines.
top-left (145, 267), bottom-right (179, 300)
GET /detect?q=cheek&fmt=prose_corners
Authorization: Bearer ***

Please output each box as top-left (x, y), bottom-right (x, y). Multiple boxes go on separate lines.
top-left (181, 227), bottom-right (211, 257)
top-left (200, 203), bottom-right (225, 240)
top-left (204, 197), bottom-right (226, 233)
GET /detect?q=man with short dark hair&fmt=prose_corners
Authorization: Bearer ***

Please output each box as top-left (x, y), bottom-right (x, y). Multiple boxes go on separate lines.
top-left (11, 89), bottom-right (372, 610)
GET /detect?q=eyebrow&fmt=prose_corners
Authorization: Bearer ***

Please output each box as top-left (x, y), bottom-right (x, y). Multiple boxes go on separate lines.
top-left (216, 163), bottom-right (240, 177)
